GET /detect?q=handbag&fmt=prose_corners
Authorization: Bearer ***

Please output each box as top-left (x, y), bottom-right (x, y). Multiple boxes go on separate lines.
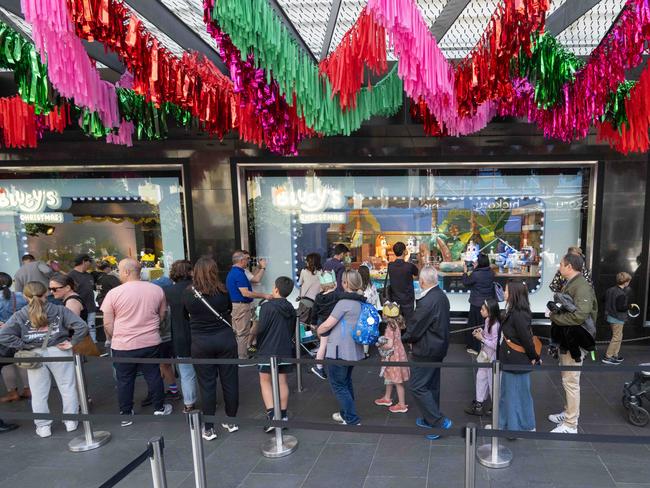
top-left (14, 323), bottom-right (52, 369)
top-left (73, 335), bottom-right (101, 357)
top-left (191, 286), bottom-right (232, 328)
top-left (503, 332), bottom-right (542, 357)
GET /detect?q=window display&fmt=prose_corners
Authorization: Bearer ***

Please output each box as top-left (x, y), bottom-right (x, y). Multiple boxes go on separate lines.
top-left (0, 171), bottom-right (187, 277)
top-left (245, 167), bottom-right (591, 313)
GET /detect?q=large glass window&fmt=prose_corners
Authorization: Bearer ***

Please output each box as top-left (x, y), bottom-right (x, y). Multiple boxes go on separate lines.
top-left (245, 166), bottom-right (592, 313)
top-left (0, 170), bottom-right (186, 276)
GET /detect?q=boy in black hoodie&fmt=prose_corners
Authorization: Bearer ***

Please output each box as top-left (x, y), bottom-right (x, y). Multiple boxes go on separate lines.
top-left (257, 276), bottom-right (296, 432)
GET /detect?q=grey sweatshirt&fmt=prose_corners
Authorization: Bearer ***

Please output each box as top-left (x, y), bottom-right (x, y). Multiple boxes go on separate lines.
top-left (0, 302), bottom-right (88, 350)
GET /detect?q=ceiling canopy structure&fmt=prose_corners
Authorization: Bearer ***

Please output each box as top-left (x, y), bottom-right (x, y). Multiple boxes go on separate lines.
top-left (0, 0), bottom-right (632, 73)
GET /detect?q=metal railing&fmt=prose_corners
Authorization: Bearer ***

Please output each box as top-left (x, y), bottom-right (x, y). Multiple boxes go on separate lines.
top-left (1, 351), bottom-right (650, 488)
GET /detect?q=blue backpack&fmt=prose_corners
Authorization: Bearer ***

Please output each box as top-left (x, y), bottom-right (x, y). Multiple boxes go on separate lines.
top-left (351, 302), bottom-right (381, 345)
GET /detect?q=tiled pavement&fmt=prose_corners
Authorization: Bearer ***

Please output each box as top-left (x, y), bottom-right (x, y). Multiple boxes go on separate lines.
top-left (0, 344), bottom-right (649, 488)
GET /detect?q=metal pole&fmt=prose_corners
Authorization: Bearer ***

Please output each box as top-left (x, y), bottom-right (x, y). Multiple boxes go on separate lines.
top-left (68, 353), bottom-right (111, 452)
top-left (464, 423), bottom-right (477, 488)
top-left (477, 361), bottom-right (512, 468)
top-left (295, 317), bottom-right (303, 392)
top-left (261, 356), bottom-right (298, 458)
top-left (149, 437), bottom-right (168, 488)
top-left (188, 410), bottom-right (207, 488)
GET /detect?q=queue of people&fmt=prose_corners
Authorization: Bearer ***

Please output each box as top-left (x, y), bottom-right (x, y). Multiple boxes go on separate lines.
top-left (0, 242), bottom-right (631, 442)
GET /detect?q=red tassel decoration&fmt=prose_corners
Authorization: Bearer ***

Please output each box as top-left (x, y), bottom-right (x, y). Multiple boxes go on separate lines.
top-left (319, 8), bottom-right (388, 111)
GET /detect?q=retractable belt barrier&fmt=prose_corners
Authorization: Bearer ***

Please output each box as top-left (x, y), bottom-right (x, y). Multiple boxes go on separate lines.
top-left (2, 352), bottom-right (650, 488)
top-left (98, 437), bottom-right (167, 488)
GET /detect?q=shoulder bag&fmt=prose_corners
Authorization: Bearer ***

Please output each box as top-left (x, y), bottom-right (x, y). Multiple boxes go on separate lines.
top-left (502, 332), bottom-right (542, 357)
top-left (191, 286), bottom-right (232, 328)
top-left (14, 323), bottom-right (52, 369)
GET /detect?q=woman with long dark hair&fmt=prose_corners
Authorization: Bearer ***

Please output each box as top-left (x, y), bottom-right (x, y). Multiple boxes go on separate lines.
top-left (462, 253), bottom-right (496, 354)
top-left (182, 257), bottom-right (238, 441)
top-left (498, 281), bottom-right (540, 432)
top-left (0, 272), bottom-right (29, 403)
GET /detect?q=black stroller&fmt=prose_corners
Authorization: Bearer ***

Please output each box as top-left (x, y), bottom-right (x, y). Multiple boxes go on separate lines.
top-left (622, 363), bottom-right (650, 427)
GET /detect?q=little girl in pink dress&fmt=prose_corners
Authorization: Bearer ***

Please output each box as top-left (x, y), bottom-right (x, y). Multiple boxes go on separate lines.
top-left (374, 303), bottom-right (410, 413)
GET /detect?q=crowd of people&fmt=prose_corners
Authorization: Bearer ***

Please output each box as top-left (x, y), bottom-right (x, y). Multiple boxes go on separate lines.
top-left (0, 242), bottom-right (635, 440)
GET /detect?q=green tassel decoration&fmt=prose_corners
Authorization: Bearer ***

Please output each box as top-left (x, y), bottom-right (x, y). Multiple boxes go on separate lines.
top-left (211, 0), bottom-right (403, 135)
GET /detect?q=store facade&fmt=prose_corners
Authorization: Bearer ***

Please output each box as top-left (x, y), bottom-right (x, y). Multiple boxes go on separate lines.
top-left (0, 165), bottom-right (190, 276)
top-left (236, 162), bottom-right (595, 315)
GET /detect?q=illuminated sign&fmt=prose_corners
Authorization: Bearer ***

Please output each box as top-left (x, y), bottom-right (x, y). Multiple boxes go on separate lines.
top-left (19, 213), bottom-right (65, 224)
top-left (0, 187), bottom-right (62, 213)
top-left (299, 212), bottom-right (347, 224)
top-left (272, 176), bottom-right (344, 213)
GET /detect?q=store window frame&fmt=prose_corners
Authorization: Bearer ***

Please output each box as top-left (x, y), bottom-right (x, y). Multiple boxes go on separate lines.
top-left (233, 160), bottom-right (598, 316)
top-left (0, 162), bottom-right (194, 264)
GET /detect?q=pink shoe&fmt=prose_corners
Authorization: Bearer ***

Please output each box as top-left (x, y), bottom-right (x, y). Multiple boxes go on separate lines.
top-left (374, 397), bottom-right (393, 407)
top-left (389, 403), bottom-right (408, 413)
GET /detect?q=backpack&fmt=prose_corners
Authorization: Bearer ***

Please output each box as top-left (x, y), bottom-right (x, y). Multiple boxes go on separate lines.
top-left (351, 302), bottom-right (381, 345)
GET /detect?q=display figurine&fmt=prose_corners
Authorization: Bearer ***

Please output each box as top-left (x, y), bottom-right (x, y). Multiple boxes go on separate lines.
top-left (375, 234), bottom-right (389, 263)
top-left (464, 240), bottom-right (480, 264)
top-left (407, 235), bottom-right (419, 264)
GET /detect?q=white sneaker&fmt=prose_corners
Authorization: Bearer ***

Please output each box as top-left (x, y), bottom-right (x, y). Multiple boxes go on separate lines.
top-left (332, 412), bottom-right (347, 425)
top-left (65, 421), bottom-right (79, 432)
top-left (551, 423), bottom-right (577, 434)
top-left (221, 423), bottom-right (239, 433)
top-left (36, 425), bottom-right (52, 438)
top-left (154, 404), bottom-right (173, 416)
top-left (202, 428), bottom-right (217, 441)
top-left (548, 412), bottom-right (566, 424)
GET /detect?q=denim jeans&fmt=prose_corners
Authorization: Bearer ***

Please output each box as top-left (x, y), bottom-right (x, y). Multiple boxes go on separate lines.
top-left (87, 312), bottom-right (97, 342)
top-left (177, 361), bottom-right (198, 406)
top-left (326, 364), bottom-right (360, 425)
top-left (410, 364), bottom-right (444, 426)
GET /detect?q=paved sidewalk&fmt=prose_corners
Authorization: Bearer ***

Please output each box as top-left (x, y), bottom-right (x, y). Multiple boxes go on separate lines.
top-left (0, 344), bottom-right (648, 488)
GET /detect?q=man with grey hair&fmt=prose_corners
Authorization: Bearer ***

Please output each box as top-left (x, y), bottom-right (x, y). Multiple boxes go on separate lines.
top-left (402, 266), bottom-right (452, 440)
top-left (101, 258), bottom-right (172, 426)
top-left (226, 251), bottom-right (272, 359)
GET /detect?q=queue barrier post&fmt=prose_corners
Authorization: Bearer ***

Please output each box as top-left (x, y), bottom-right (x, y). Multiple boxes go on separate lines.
top-left (477, 360), bottom-right (513, 468)
top-left (261, 356), bottom-right (298, 458)
top-left (68, 353), bottom-right (111, 452)
top-left (188, 410), bottom-right (208, 488)
top-left (464, 423), bottom-right (477, 488)
top-left (295, 317), bottom-right (304, 392)
top-left (149, 437), bottom-right (168, 488)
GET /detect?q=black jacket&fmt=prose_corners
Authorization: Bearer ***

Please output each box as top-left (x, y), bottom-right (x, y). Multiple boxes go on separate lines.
top-left (402, 286), bottom-right (450, 360)
top-left (498, 309), bottom-right (539, 371)
top-left (164, 280), bottom-right (193, 357)
top-left (462, 266), bottom-right (495, 307)
top-left (311, 291), bottom-right (364, 325)
top-left (604, 285), bottom-right (631, 322)
top-left (257, 298), bottom-right (297, 358)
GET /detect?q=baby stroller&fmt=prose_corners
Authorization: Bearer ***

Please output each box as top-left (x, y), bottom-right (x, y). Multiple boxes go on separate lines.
top-left (622, 363), bottom-right (650, 427)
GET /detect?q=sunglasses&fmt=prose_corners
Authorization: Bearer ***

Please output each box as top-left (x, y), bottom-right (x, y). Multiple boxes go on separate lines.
top-left (49, 286), bottom-right (65, 292)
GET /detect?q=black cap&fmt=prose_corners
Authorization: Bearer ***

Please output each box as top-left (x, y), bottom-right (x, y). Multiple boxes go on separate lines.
top-left (74, 254), bottom-right (92, 266)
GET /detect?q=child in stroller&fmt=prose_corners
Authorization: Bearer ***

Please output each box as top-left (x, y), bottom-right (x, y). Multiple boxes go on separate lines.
top-left (622, 363), bottom-right (650, 427)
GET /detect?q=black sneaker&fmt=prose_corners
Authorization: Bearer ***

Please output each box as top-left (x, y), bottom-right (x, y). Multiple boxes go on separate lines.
top-left (120, 410), bottom-right (134, 427)
top-left (202, 428), bottom-right (217, 441)
top-left (613, 356), bottom-right (624, 363)
top-left (310, 366), bottom-right (327, 380)
top-left (464, 401), bottom-right (484, 416)
top-left (601, 356), bottom-right (619, 365)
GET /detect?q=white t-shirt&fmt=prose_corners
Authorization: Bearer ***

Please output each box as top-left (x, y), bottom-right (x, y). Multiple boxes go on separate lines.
top-left (299, 269), bottom-right (321, 300)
